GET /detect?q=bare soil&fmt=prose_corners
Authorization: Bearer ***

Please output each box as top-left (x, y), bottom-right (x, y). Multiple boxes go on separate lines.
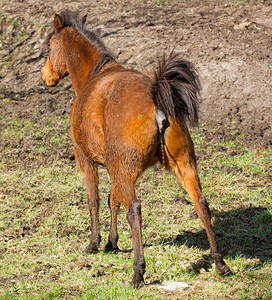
top-left (0, 2), bottom-right (271, 298)
top-left (0, 0), bottom-right (271, 149)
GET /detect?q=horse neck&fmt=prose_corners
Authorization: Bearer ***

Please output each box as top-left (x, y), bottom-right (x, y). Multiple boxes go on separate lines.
top-left (63, 28), bottom-right (101, 94)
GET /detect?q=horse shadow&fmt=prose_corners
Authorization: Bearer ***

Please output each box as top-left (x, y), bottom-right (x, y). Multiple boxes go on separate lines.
top-left (155, 206), bottom-right (272, 273)
top-left (105, 206), bottom-right (271, 274)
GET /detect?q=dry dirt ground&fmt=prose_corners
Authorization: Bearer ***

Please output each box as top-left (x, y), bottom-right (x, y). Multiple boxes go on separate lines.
top-left (0, 0), bottom-right (271, 147)
top-left (0, 1), bottom-right (271, 298)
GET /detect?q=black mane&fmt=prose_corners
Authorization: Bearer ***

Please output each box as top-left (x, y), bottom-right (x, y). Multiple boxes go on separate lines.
top-left (43, 10), bottom-right (116, 74)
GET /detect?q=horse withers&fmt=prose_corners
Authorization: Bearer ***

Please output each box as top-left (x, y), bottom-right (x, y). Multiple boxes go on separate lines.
top-left (41, 11), bottom-right (230, 287)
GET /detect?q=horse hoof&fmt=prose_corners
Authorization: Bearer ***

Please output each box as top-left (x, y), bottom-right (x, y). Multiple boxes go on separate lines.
top-left (85, 244), bottom-right (99, 254)
top-left (216, 263), bottom-right (231, 276)
top-left (131, 273), bottom-right (145, 289)
top-left (104, 241), bottom-right (120, 253)
top-left (212, 252), bottom-right (231, 276)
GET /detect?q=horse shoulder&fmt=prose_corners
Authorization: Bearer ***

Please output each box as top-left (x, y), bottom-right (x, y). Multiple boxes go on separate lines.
top-left (70, 79), bottom-right (109, 164)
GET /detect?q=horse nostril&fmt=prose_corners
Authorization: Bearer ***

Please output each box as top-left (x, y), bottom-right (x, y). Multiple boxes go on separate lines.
top-left (45, 76), bottom-right (59, 87)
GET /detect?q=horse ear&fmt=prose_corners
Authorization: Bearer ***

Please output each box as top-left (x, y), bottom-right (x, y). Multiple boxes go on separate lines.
top-left (82, 14), bottom-right (87, 25)
top-left (54, 14), bottom-right (63, 32)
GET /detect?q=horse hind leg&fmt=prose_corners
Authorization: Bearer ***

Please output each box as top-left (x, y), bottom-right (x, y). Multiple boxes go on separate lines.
top-left (74, 148), bottom-right (101, 253)
top-left (108, 179), bottom-right (145, 288)
top-left (164, 129), bottom-right (230, 275)
top-left (174, 158), bottom-right (229, 274)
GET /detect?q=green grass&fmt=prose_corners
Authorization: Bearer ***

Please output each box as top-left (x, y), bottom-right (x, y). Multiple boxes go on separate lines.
top-left (0, 112), bottom-right (271, 299)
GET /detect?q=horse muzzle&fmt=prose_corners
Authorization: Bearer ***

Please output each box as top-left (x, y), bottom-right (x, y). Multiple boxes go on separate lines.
top-left (41, 64), bottom-right (60, 87)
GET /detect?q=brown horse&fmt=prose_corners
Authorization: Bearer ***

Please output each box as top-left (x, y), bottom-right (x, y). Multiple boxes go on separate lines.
top-left (41, 11), bottom-right (230, 287)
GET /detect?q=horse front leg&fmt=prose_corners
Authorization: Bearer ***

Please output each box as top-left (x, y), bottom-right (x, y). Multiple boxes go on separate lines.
top-left (74, 148), bottom-right (101, 253)
top-left (105, 192), bottom-right (120, 252)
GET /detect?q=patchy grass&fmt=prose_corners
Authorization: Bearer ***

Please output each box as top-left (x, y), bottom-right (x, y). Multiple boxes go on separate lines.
top-left (0, 110), bottom-right (271, 299)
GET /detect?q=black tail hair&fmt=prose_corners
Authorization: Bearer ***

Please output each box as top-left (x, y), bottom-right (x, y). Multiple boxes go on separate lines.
top-left (152, 51), bottom-right (201, 127)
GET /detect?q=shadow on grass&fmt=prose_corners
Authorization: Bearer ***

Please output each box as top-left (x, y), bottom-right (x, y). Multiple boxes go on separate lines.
top-left (103, 206), bottom-right (271, 275)
top-left (163, 206), bottom-right (272, 266)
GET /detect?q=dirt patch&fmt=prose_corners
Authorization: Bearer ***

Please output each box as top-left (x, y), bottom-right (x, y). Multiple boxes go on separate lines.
top-left (0, 0), bottom-right (271, 149)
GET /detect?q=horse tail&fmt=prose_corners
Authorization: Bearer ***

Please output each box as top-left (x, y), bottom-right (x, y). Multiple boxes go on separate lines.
top-left (152, 51), bottom-right (201, 127)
